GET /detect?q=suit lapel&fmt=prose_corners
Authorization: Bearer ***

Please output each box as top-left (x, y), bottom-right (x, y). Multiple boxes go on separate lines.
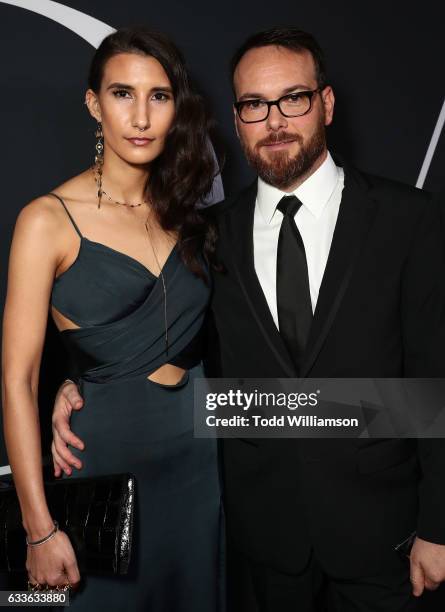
top-left (300, 162), bottom-right (378, 377)
top-left (225, 181), bottom-right (297, 377)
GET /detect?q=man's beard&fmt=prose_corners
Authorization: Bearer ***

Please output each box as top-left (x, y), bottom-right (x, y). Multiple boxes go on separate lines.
top-left (240, 121), bottom-right (326, 190)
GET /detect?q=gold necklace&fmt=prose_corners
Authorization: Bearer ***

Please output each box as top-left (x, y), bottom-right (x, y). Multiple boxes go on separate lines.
top-left (92, 165), bottom-right (169, 355)
top-left (92, 166), bottom-right (148, 208)
top-left (144, 217), bottom-right (169, 355)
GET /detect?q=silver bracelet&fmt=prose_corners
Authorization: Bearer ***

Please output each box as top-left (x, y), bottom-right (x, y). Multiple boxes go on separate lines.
top-left (62, 379), bottom-right (75, 386)
top-left (26, 520), bottom-right (59, 547)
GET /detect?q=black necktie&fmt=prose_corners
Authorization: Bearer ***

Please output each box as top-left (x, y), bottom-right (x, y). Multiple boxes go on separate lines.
top-left (276, 195), bottom-right (313, 373)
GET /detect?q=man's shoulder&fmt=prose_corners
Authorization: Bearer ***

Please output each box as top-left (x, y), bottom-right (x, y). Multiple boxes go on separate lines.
top-left (348, 164), bottom-right (433, 208)
top-left (362, 173), bottom-right (431, 202)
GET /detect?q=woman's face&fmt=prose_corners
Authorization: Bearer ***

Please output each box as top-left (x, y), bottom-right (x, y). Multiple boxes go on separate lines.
top-left (86, 52), bottom-right (175, 166)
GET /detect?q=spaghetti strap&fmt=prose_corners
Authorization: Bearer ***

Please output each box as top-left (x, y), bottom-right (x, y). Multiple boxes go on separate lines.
top-left (48, 192), bottom-right (83, 239)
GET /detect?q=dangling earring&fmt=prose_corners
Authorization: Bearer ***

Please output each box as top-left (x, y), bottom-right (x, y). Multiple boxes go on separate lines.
top-left (94, 122), bottom-right (104, 209)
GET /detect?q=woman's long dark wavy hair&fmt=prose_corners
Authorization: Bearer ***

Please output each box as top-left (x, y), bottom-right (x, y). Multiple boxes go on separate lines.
top-left (88, 26), bottom-right (219, 281)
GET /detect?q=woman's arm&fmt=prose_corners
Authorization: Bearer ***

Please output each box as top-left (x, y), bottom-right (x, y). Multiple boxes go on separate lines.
top-left (2, 198), bottom-right (80, 586)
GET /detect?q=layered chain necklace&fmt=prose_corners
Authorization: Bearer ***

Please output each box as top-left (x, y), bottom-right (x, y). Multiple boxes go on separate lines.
top-left (92, 167), bottom-right (169, 355)
top-left (92, 166), bottom-right (148, 208)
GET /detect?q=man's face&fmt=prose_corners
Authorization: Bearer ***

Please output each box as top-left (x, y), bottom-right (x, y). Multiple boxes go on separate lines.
top-left (233, 45), bottom-right (335, 191)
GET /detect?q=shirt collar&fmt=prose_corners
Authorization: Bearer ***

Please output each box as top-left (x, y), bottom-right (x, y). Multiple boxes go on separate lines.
top-left (256, 151), bottom-right (340, 224)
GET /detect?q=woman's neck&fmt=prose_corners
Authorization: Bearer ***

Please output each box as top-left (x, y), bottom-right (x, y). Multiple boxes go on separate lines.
top-left (99, 152), bottom-right (150, 204)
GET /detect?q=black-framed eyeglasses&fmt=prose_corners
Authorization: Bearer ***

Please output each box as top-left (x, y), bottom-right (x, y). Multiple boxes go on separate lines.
top-left (234, 88), bottom-right (322, 124)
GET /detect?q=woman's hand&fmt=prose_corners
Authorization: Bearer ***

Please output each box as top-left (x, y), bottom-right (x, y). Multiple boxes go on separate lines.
top-left (26, 529), bottom-right (81, 589)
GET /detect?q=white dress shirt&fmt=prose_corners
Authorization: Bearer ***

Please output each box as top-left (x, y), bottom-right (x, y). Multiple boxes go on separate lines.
top-left (253, 151), bottom-right (345, 328)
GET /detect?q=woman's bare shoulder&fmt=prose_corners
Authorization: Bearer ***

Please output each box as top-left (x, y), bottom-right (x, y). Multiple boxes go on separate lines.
top-left (16, 169), bottom-right (92, 237)
top-left (16, 195), bottom-right (63, 236)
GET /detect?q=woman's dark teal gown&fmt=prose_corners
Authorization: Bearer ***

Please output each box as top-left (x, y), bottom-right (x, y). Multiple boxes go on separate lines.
top-left (48, 193), bottom-right (224, 611)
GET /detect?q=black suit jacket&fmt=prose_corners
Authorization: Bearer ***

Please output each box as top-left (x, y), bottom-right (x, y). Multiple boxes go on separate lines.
top-left (204, 160), bottom-right (445, 577)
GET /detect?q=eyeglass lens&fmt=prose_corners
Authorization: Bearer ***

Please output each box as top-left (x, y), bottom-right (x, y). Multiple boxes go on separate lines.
top-left (239, 92), bottom-right (312, 122)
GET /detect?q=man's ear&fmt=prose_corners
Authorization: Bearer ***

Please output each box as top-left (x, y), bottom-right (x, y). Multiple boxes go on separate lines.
top-left (85, 89), bottom-right (102, 123)
top-left (321, 86), bottom-right (335, 127)
top-left (233, 106), bottom-right (240, 139)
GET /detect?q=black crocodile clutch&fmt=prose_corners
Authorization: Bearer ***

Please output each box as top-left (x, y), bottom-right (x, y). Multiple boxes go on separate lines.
top-left (0, 473), bottom-right (135, 575)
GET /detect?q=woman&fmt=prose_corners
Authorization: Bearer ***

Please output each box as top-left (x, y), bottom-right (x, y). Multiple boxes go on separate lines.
top-left (2, 27), bottom-right (223, 611)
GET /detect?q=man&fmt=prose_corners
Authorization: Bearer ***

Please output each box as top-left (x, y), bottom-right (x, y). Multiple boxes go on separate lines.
top-left (52, 28), bottom-right (445, 611)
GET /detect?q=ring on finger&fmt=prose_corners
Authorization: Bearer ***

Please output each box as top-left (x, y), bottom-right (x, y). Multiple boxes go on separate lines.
top-left (27, 581), bottom-right (45, 592)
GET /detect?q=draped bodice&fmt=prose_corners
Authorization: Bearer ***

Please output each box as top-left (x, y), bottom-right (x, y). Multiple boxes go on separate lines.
top-left (49, 193), bottom-right (210, 384)
top-left (52, 237), bottom-right (159, 327)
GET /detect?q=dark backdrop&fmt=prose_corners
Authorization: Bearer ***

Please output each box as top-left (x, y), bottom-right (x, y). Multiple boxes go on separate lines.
top-left (0, 0), bottom-right (445, 548)
top-left (0, 0), bottom-right (444, 605)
